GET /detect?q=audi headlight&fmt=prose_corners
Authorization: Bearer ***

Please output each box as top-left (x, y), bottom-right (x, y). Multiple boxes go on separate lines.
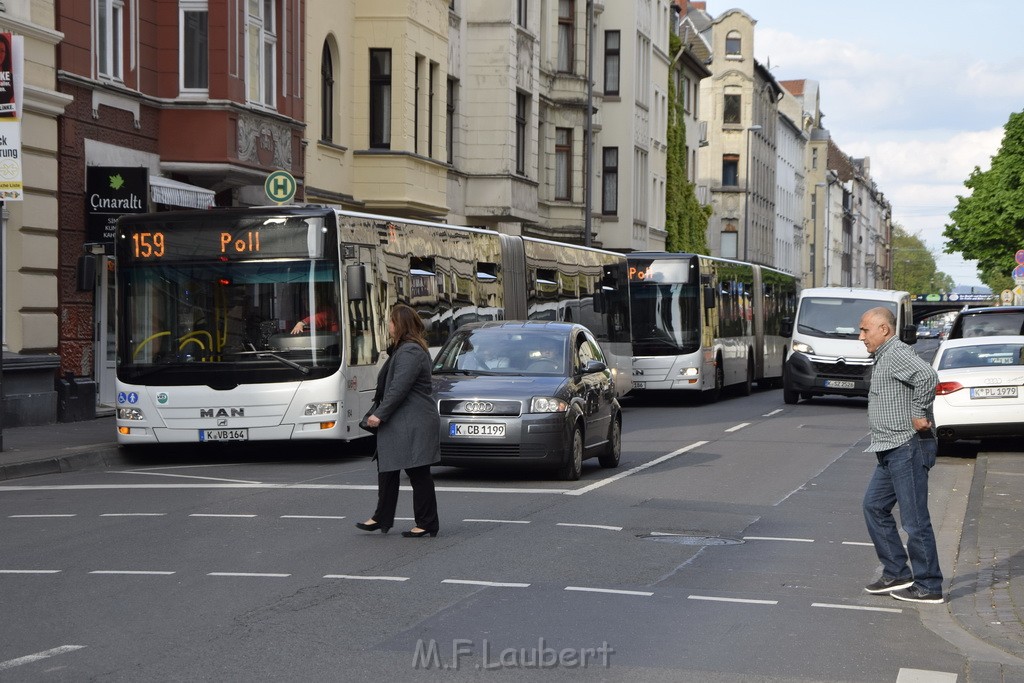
top-left (118, 407), bottom-right (145, 421)
top-left (792, 341), bottom-right (815, 355)
top-left (304, 402), bottom-right (338, 416)
top-left (531, 397), bottom-right (568, 413)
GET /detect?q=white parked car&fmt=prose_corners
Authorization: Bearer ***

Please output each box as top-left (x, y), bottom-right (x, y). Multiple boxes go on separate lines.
top-left (932, 336), bottom-right (1024, 446)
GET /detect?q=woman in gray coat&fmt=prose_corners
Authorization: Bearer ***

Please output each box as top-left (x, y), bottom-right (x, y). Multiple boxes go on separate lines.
top-left (357, 304), bottom-right (441, 537)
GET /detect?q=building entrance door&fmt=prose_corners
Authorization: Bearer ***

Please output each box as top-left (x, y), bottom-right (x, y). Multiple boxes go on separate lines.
top-left (95, 255), bottom-right (117, 408)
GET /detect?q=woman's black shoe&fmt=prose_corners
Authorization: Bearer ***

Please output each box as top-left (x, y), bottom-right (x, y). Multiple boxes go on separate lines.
top-left (355, 520), bottom-right (390, 534)
top-left (401, 528), bottom-right (438, 538)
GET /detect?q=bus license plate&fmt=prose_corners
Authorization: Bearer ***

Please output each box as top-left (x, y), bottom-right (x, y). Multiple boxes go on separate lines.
top-left (200, 429), bottom-right (248, 442)
top-left (632, 381), bottom-right (646, 389)
top-left (824, 380), bottom-right (855, 389)
top-left (970, 386), bottom-right (1018, 399)
top-left (449, 423), bottom-right (505, 438)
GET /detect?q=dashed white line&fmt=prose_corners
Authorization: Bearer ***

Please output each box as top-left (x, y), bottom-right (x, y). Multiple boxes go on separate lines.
top-left (8, 514), bottom-right (76, 518)
top-left (89, 570), bottom-right (176, 576)
top-left (762, 409), bottom-right (784, 417)
top-left (724, 422), bottom-right (750, 432)
top-left (442, 579), bottom-right (531, 588)
top-left (324, 574), bottom-right (409, 582)
top-left (0, 569), bottom-right (62, 574)
top-left (113, 470), bottom-right (262, 484)
top-left (463, 519), bottom-right (530, 524)
top-left (280, 515), bottom-right (346, 520)
top-left (564, 586), bottom-right (653, 597)
top-left (565, 441), bottom-right (708, 496)
top-left (812, 602), bottom-right (902, 614)
top-left (0, 645), bottom-right (86, 672)
top-left (557, 523), bottom-right (623, 531)
top-left (688, 595), bottom-right (778, 605)
top-left (842, 541), bottom-right (874, 547)
top-left (189, 514), bottom-right (257, 518)
top-left (896, 668), bottom-right (958, 682)
top-left (100, 513), bottom-right (167, 517)
top-left (743, 536), bottom-right (814, 543)
top-left (207, 572), bottom-right (290, 578)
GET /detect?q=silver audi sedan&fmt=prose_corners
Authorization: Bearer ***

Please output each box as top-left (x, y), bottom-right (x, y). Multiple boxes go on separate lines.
top-left (431, 321), bottom-right (621, 481)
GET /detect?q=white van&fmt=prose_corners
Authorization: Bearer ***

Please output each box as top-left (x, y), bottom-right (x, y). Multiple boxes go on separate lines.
top-left (780, 287), bottom-right (916, 404)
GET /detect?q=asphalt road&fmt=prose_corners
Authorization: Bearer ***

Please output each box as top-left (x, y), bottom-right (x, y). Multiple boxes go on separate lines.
top-left (0, 368), bottom-right (978, 681)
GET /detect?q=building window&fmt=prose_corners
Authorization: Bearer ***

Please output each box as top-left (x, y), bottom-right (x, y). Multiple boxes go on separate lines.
top-left (247, 0), bottom-right (277, 107)
top-left (370, 49), bottom-right (392, 149)
top-left (97, 0), bottom-right (125, 80)
top-left (180, 2), bottom-right (208, 91)
top-left (516, 93), bottom-right (529, 175)
top-left (681, 74), bottom-right (691, 113)
top-left (811, 147), bottom-right (818, 170)
top-left (320, 42), bottom-right (334, 142)
top-left (604, 31), bottom-right (620, 96)
top-left (517, 0), bottom-right (528, 26)
top-left (557, 0), bottom-right (574, 73)
top-left (414, 56), bottom-right (422, 154)
top-left (429, 62), bottom-right (437, 159)
top-left (723, 94), bottom-right (741, 124)
top-left (555, 127), bottom-right (572, 200)
top-left (722, 154), bottom-right (739, 186)
top-left (721, 227), bottom-right (738, 258)
top-left (725, 30), bottom-right (741, 57)
top-left (602, 147), bottom-right (618, 215)
top-left (634, 148), bottom-right (648, 223)
top-left (447, 77), bottom-right (457, 164)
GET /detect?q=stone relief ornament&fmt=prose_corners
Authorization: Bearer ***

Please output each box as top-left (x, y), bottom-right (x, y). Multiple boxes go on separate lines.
top-left (237, 115), bottom-right (292, 169)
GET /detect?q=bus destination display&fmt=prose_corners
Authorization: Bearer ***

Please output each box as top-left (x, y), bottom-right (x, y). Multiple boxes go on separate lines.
top-left (119, 219), bottom-right (325, 261)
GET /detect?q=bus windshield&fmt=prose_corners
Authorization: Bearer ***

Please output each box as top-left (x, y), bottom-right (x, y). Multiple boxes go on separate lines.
top-left (797, 298), bottom-right (898, 340)
top-left (117, 260), bottom-right (342, 386)
top-left (629, 283), bottom-right (701, 355)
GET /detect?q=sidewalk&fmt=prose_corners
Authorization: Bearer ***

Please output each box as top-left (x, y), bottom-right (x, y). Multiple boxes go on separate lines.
top-left (1, 416), bottom-right (1023, 676)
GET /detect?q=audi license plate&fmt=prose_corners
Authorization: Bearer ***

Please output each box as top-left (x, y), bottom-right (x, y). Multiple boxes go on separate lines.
top-left (199, 429), bottom-right (248, 442)
top-left (970, 386), bottom-right (1018, 399)
top-left (449, 422), bottom-right (505, 438)
top-left (824, 380), bottom-right (855, 389)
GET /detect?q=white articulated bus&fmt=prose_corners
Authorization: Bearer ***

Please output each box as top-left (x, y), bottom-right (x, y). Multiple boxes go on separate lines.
top-left (627, 253), bottom-right (798, 401)
top-left (114, 206), bottom-right (631, 445)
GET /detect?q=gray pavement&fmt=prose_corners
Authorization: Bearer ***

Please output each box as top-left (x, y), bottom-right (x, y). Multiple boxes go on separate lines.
top-left (1, 415), bottom-right (1023, 679)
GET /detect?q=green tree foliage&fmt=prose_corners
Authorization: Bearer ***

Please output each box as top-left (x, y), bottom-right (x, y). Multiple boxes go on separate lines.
top-left (665, 33), bottom-right (711, 254)
top-left (892, 223), bottom-right (955, 294)
top-left (943, 110), bottom-right (1024, 293)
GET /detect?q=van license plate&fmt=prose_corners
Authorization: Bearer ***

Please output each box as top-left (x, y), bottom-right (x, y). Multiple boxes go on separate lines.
top-left (824, 380), bottom-right (855, 389)
top-left (200, 429), bottom-right (248, 442)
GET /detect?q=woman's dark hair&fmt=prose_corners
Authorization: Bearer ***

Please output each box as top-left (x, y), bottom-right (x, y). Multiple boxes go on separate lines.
top-left (390, 303), bottom-right (428, 352)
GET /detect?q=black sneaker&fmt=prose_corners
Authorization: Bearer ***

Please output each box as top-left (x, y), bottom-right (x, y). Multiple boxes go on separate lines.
top-left (891, 586), bottom-right (944, 604)
top-left (864, 576), bottom-right (914, 594)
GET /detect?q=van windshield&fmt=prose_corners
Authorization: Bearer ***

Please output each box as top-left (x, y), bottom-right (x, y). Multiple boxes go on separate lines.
top-left (797, 298), bottom-right (899, 340)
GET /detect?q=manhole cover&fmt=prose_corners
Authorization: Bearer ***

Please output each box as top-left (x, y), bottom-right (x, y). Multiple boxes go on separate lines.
top-left (639, 533), bottom-right (743, 546)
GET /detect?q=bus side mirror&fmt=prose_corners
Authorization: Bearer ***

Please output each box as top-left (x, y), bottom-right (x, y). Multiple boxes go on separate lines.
top-left (346, 265), bottom-right (367, 301)
top-left (901, 324), bottom-right (918, 345)
top-left (780, 318), bottom-right (793, 338)
top-left (703, 286), bottom-right (715, 310)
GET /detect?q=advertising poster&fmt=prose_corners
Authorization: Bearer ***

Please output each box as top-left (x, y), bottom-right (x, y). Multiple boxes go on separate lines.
top-left (0, 32), bottom-right (24, 201)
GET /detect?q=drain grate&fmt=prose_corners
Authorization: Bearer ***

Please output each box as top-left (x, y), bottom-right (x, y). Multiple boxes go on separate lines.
top-left (638, 533), bottom-right (743, 546)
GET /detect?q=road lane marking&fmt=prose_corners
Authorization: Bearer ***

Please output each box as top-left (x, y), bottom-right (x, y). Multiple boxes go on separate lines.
top-left (207, 572), bottom-right (290, 578)
top-left (725, 423), bottom-right (750, 432)
top-left (189, 514), bottom-right (257, 518)
top-left (762, 409), bottom-right (784, 417)
top-left (100, 513), bottom-right (167, 517)
top-left (89, 570), bottom-right (175, 576)
top-left (565, 586), bottom-right (653, 597)
top-left (8, 514), bottom-right (76, 518)
top-left (442, 579), bottom-right (531, 588)
top-left (557, 523), bottom-right (623, 531)
top-left (323, 574), bottom-right (409, 582)
top-left (0, 569), bottom-right (62, 574)
top-left (0, 645), bottom-right (86, 672)
top-left (0, 484), bottom-right (569, 494)
top-left (812, 602), bottom-right (902, 614)
top-left (896, 669), bottom-right (958, 682)
top-left (565, 441), bottom-right (709, 496)
top-left (688, 595), bottom-right (778, 605)
top-left (113, 470), bottom-right (262, 484)
top-left (280, 515), bottom-right (346, 520)
top-left (463, 519), bottom-right (530, 524)
top-left (842, 541), bottom-right (874, 547)
top-left (743, 536), bottom-right (814, 543)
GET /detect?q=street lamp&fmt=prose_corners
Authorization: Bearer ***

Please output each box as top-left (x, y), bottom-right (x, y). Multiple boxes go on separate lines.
top-left (743, 124), bottom-right (763, 262)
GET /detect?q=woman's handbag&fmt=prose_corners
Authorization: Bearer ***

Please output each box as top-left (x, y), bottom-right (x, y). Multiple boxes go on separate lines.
top-left (358, 402), bottom-right (379, 434)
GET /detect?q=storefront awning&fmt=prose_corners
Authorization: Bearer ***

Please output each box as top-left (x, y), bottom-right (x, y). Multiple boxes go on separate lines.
top-left (150, 175), bottom-right (216, 209)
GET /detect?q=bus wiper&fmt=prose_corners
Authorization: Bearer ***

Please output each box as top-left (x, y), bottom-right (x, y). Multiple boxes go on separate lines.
top-left (233, 349), bottom-right (311, 376)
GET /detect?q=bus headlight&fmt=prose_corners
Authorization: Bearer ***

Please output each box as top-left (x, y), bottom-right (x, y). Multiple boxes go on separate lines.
top-left (531, 397), bottom-right (568, 413)
top-left (678, 367), bottom-right (699, 376)
top-left (792, 341), bottom-right (815, 355)
top-left (118, 407), bottom-right (145, 421)
top-left (304, 402), bottom-right (338, 416)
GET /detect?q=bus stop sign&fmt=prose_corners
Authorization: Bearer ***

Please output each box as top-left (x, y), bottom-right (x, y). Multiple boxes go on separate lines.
top-left (265, 170), bottom-right (296, 204)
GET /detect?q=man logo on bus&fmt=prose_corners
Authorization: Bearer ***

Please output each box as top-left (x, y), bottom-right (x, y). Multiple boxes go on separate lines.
top-left (200, 408), bottom-right (245, 418)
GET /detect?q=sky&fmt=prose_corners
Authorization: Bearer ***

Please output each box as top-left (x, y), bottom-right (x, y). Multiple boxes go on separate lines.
top-left (716, 0), bottom-right (1024, 289)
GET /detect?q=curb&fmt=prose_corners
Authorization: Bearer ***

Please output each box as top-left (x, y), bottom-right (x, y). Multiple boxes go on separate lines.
top-left (0, 445), bottom-right (128, 482)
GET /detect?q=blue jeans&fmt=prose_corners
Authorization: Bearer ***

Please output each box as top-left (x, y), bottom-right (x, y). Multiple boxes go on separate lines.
top-left (862, 433), bottom-right (942, 594)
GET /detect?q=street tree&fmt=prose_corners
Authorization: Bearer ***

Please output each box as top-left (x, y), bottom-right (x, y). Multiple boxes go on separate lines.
top-left (892, 223), bottom-right (955, 294)
top-left (943, 110), bottom-right (1024, 293)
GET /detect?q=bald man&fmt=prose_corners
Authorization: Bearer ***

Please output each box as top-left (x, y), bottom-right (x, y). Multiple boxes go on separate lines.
top-left (857, 306), bottom-right (943, 603)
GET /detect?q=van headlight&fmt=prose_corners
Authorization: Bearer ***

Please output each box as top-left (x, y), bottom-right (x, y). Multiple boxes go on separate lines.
top-left (530, 397), bottom-right (568, 413)
top-left (792, 341), bottom-right (815, 355)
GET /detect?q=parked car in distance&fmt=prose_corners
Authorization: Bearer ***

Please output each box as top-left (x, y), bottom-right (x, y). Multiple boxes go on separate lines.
top-left (932, 336), bottom-right (1024, 448)
top-left (946, 306), bottom-right (1024, 340)
top-left (431, 321), bottom-right (621, 481)
top-left (917, 324), bottom-right (939, 339)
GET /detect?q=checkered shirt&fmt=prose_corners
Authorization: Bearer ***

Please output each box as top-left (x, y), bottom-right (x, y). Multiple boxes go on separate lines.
top-left (865, 335), bottom-right (938, 453)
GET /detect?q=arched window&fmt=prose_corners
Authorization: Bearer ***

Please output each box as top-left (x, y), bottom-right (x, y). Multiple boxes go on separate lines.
top-left (321, 41), bottom-right (334, 142)
top-left (725, 30), bottom-right (741, 57)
